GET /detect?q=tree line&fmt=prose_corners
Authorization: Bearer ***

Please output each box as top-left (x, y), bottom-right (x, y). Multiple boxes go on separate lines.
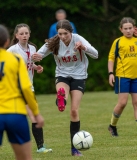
top-left (1, 0), bottom-right (137, 94)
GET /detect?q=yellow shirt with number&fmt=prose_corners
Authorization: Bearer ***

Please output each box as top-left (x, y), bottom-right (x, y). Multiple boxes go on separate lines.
top-left (108, 36), bottom-right (137, 79)
top-left (0, 48), bottom-right (39, 115)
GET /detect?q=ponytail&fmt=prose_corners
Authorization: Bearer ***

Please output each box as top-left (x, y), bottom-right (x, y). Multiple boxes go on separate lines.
top-left (45, 35), bottom-right (60, 55)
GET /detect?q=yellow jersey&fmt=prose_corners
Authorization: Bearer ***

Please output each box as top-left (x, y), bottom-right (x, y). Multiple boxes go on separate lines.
top-left (0, 48), bottom-right (39, 115)
top-left (108, 36), bottom-right (137, 79)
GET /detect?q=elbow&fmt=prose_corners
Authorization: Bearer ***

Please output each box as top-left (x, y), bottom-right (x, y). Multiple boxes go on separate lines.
top-left (96, 54), bottom-right (99, 59)
top-left (21, 86), bottom-right (31, 93)
top-left (93, 56), bottom-right (98, 59)
top-left (87, 51), bottom-right (98, 59)
top-left (91, 48), bottom-right (98, 59)
top-left (93, 51), bottom-right (98, 59)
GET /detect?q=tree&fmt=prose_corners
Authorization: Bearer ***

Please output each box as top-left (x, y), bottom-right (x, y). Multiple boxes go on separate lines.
top-left (1, 0), bottom-right (137, 93)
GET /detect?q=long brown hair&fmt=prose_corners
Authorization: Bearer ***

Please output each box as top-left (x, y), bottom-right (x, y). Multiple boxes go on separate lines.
top-left (45, 19), bottom-right (73, 55)
top-left (10, 23), bottom-right (37, 49)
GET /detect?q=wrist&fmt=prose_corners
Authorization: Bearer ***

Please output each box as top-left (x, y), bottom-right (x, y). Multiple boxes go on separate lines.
top-left (34, 66), bottom-right (38, 70)
top-left (108, 72), bottom-right (113, 75)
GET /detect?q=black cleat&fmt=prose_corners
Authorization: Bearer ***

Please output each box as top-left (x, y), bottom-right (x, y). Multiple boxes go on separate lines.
top-left (108, 124), bottom-right (118, 137)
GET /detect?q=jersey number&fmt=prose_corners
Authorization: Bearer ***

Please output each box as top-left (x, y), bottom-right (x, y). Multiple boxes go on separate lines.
top-left (0, 62), bottom-right (5, 81)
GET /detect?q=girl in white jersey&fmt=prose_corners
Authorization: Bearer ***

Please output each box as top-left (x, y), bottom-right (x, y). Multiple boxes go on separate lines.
top-left (32, 19), bottom-right (98, 156)
top-left (7, 23), bottom-right (52, 153)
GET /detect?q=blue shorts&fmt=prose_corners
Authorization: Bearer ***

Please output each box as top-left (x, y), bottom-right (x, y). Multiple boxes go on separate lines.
top-left (0, 114), bottom-right (30, 145)
top-left (115, 77), bottom-right (137, 94)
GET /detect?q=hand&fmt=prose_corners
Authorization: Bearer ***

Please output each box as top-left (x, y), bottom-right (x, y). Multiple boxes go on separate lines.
top-left (32, 53), bottom-right (42, 62)
top-left (36, 65), bottom-right (43, 73)
top-left (35, 114), bottom-right (44, 128)
top-left (74, 41), bottom-right (86, 51)
top-left (134, 26), bottom-right (137, 37)
top-left (109, 74), bottom-right (115, 87)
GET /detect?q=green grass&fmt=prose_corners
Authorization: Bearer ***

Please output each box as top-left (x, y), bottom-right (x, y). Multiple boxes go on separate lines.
top-left (1, 91), bottom-right (137, 160)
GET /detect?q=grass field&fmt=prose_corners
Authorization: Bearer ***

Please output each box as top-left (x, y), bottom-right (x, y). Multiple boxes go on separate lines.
top-left (0, 91), bottom-right (137, 160)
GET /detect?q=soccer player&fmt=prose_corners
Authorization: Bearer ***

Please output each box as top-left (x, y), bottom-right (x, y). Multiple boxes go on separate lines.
top-left (48, 9), bottom-right (77, 38)
top-left (108, 17), bottom-right (137, 136)
top-left (0, 24), bottom-right (44, 160)
top-left (32, 19), bottom-right (98, 156)
top-left (134, 26), bottom-right (137, 36)
top-left (7, 23), bottom-right (52, 153)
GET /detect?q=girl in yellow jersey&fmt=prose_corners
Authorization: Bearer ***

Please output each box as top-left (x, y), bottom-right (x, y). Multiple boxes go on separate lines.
top-left (0, 25), bottom-right (44, 160)
top-left (108, 17), bottom-right (137, 136)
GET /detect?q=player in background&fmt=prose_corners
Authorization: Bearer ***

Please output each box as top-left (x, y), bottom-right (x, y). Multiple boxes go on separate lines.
top-left (0, 24), bottom-right (44, 160)
top-left (7, 23), bottom-right (52, 153)
top-left (48, 9), bottom-right (77, 38)
top-left (134, 26), bottom-right (137, 36)
top-left (108, 17), bottom-right (137, 136)
top-left (32, 19), bottom-right (98, 156)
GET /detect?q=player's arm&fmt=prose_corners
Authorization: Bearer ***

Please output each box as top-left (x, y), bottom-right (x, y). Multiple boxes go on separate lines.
top-left (17, 55), bottom-right (44, 128)
top-left (108, 60), bottom-right (115, 87)
top-left (77, 35), bottom-right (98, 59)
top-left (108, 60), bottom-right (114, 73)
top-left (31, 44), bottom-right (51, 62)
top-left (108, 40), bottom-right (116, 87)
top-left (33, 63), bottom-right (43, 73)
top-left (17, 55), bottom-right (40, 115)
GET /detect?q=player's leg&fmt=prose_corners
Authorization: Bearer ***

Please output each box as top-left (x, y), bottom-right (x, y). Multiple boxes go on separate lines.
top-left (108, 93), bottom-right (129, 136)
top-left (6, 114), bottom-right (32, 160)
top-left (70, 90), bottom-right (83, 156)
top-left (131, 93), bottom-right (137, 120)
top-left (55, 76), bottom-right (70, 111)
top-left (26, 105), bottom-right (52, 153)
top-left (108, 77), bottom-right (129, 136)
top-left (11, 141), bottom-right (32, 160)
top-left (69, 78), bottom-right (85, 156)
top-left (130, 78), bottom-right (137, 121)
top-left (0, 115), bottom-right (5, 148)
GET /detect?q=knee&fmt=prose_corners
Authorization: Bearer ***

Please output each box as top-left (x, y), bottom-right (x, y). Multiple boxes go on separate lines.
top-left (132, 101), bottom-right (137, 108)
top-left (71, 108), bottom-right (78, 118)
top-left (118, 101), bottom-right (127, 109)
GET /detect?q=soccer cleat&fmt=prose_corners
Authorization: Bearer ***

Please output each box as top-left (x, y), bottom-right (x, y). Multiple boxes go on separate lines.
top-left (108, 124), bottom-right (118, 137)
top-left (71, 148), bottom-right (83, 156)
top-left (37, 147), bottom-right (53, 153)
top-left (56, 87), bottom-right (66, 112)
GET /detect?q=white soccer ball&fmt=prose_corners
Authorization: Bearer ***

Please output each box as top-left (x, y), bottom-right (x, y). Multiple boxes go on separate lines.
top-left (73, 130), bottom-right (93, 151)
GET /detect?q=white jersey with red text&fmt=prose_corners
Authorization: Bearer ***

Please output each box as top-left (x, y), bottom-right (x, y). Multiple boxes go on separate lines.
top-left (7, 43), bottom-right (36, 91)
top-left (38, 33), bottom-right (98, 79)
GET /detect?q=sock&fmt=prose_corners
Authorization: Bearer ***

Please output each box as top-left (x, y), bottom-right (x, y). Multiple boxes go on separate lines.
top-left (70, 121), bottom-right (80, 149)
top-left (32, 123), bottom-right (44, 149)
top-left (110, 112), bottom-right (120, 126)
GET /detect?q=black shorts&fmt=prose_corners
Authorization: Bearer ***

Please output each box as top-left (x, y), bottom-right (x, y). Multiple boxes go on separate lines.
top-left (55, 76), bottom-right (86, 94)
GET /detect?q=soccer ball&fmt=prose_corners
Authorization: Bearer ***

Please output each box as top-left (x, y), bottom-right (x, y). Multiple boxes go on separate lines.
top-left (72, 130), bottom-right (93, 151)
